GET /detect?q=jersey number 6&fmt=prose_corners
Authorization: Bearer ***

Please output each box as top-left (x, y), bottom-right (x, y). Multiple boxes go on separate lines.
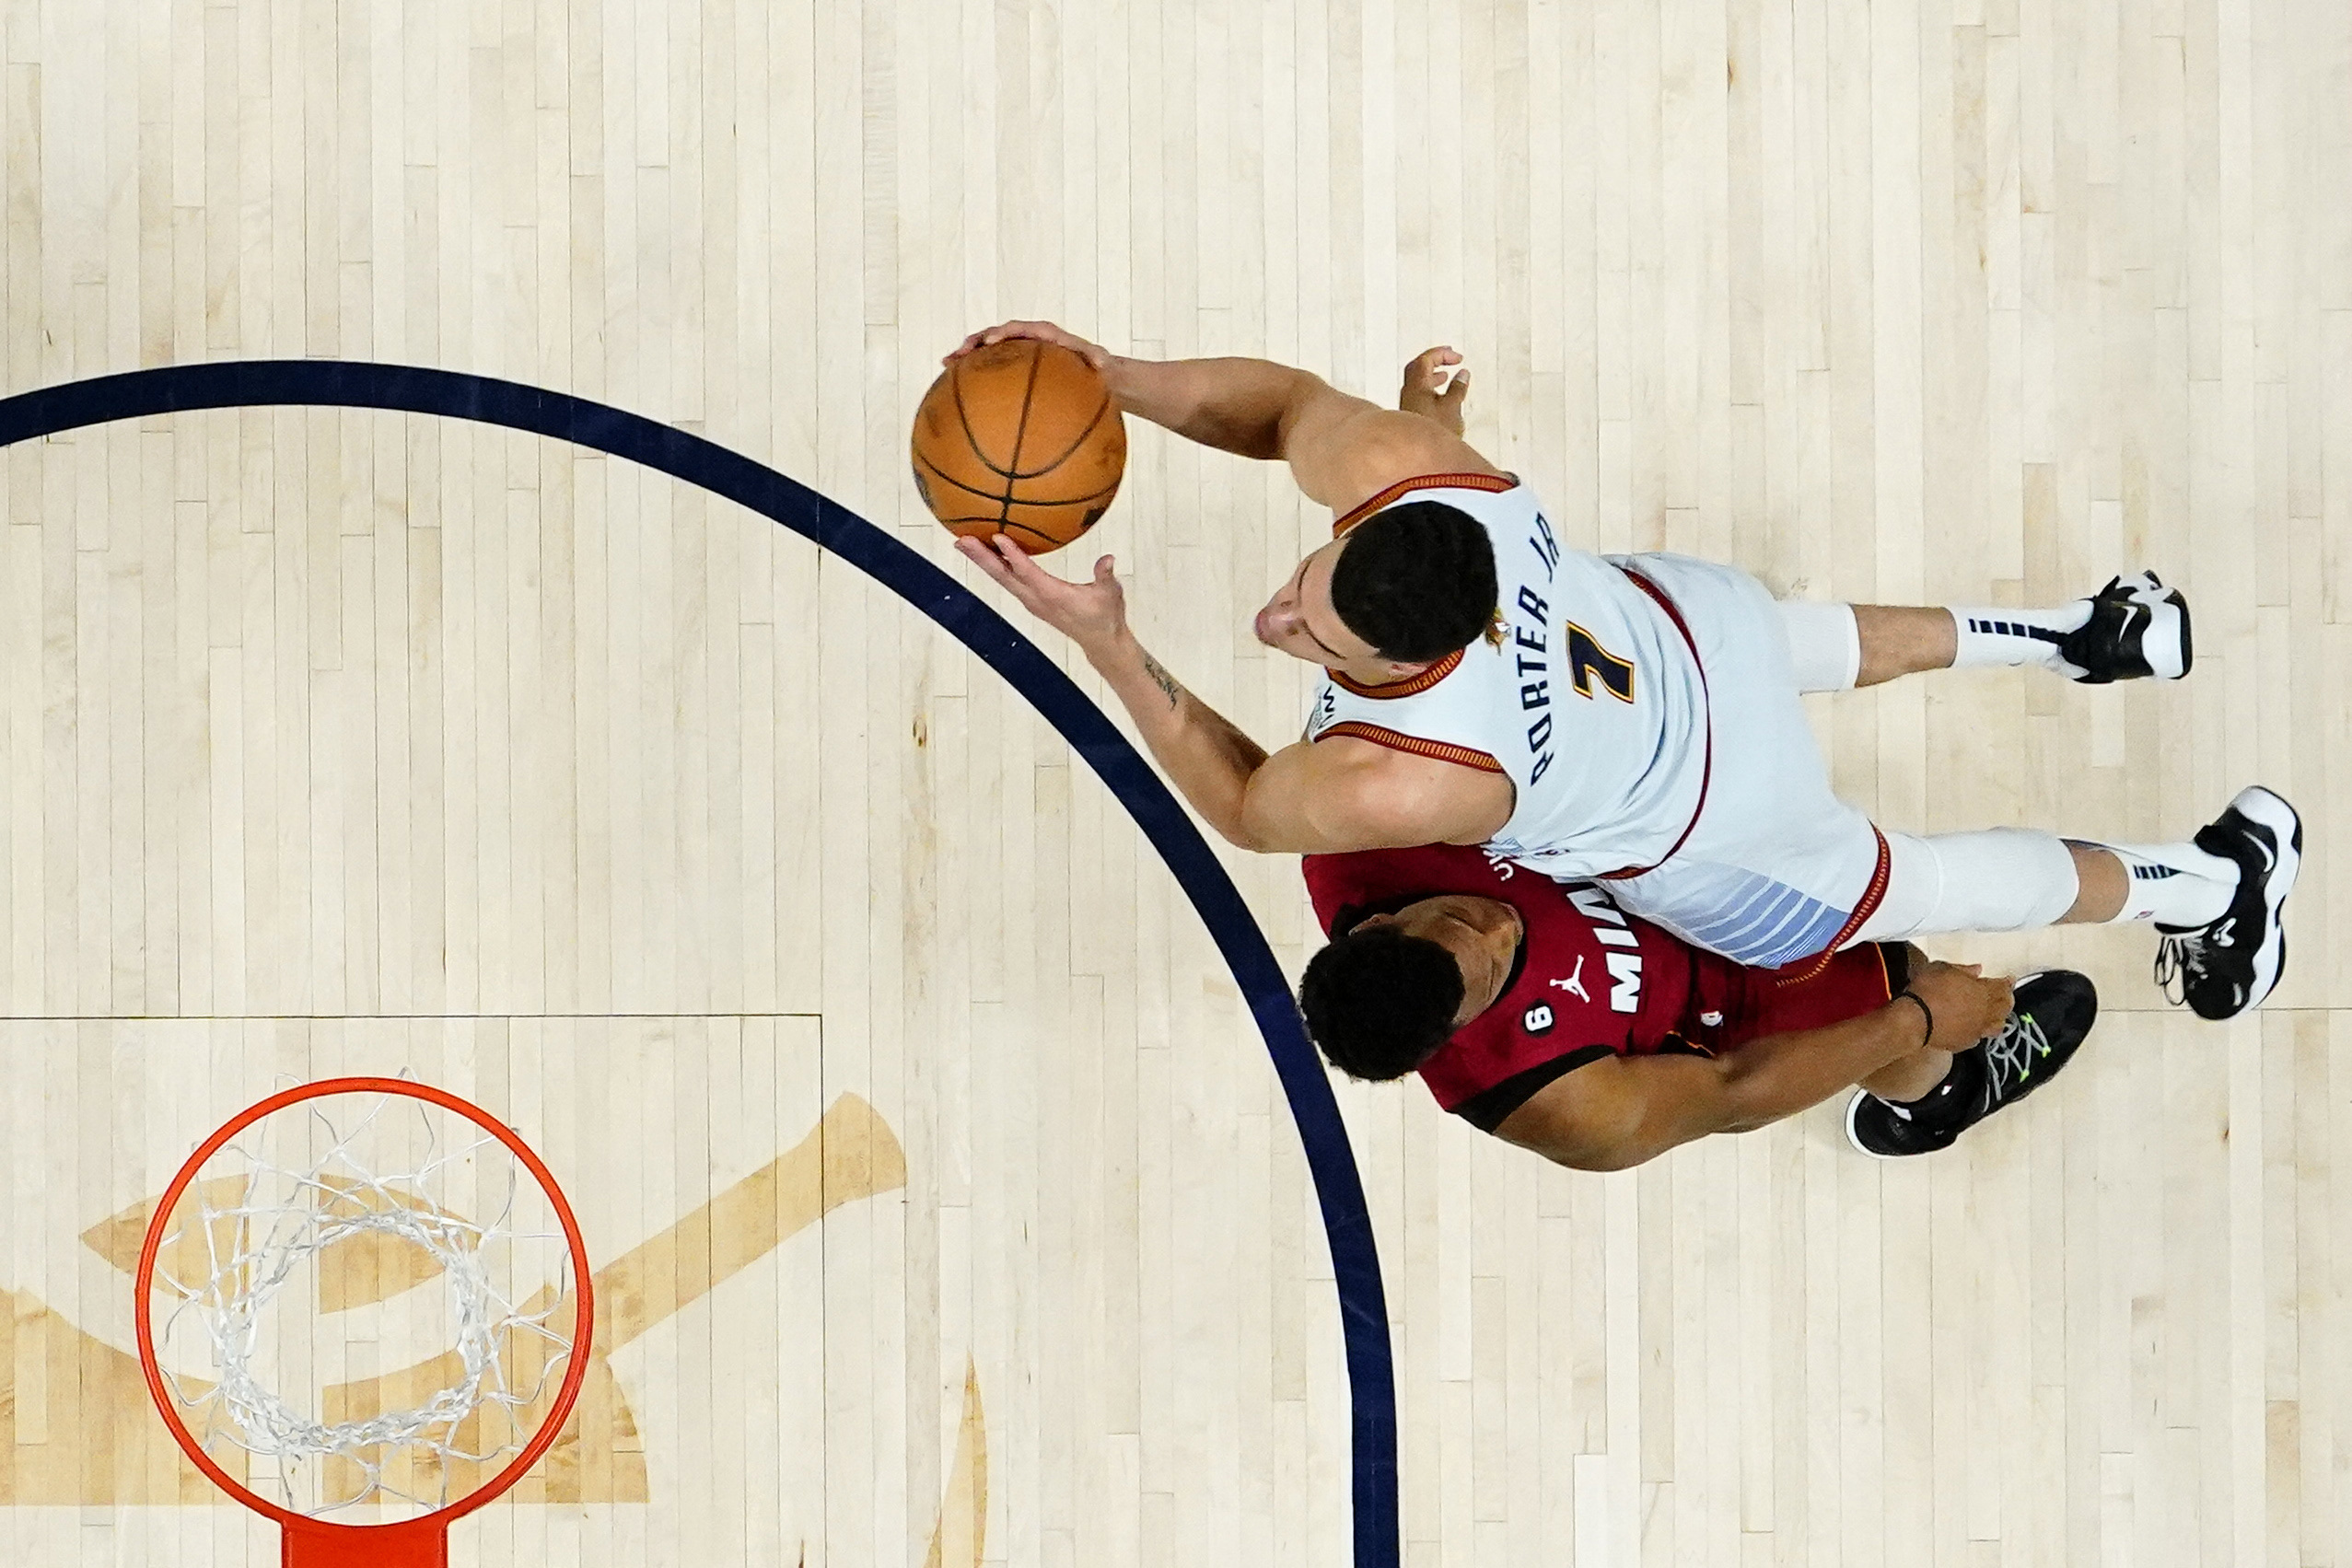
top-left (1563, 622), bottom-right (1637, 703)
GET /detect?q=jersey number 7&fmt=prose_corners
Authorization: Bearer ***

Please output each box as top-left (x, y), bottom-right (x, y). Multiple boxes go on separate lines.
top-left (1563, 622), bottom-right (1636, 703)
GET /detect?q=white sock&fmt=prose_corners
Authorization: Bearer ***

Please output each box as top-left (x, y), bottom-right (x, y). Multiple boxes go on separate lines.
top-left (1948, 601), bottom-right (2093, 670)
top-left (2074, 840), bottom-right (2236, 927)
top-left (1777, 600), bottom-right (1862, 692)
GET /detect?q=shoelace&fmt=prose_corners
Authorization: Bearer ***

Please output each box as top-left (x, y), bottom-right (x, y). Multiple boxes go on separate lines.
top-left (2153, 916), bottom-right (2235, 1006)
top-left (1981, 1009), bottom-right (2053, 1101)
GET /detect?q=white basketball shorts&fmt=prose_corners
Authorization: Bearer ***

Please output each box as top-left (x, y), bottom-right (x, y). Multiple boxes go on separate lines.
top-left (1583, 553), bottom-right (1893, 969)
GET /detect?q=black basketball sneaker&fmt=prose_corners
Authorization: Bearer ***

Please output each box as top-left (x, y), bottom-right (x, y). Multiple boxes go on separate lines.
top-left (2055, 571), bottom-right (2193, 683)
top-left (1845, 970), bottom-right (2100, 1158)
top-left (2155, 785), bottom-right (2302, 1020)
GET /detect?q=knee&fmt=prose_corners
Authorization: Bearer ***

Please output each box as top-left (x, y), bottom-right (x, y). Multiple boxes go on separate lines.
top-left (1870, 829), bottom-right (2079, 939)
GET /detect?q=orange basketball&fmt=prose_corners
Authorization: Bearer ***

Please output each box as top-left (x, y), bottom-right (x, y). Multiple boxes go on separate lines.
top-left (910, 339), bottom-right (1127, 553)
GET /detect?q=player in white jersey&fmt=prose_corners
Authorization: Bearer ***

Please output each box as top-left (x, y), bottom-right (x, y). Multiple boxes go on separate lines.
top-left (1301, 473), bottom-right (1712, 888)
top-left (950, 324), bottom-right (2300, 1022)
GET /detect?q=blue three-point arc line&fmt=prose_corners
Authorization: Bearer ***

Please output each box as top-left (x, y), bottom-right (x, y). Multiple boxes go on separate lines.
top-left (0, 360), bottom-right (1401, 1568)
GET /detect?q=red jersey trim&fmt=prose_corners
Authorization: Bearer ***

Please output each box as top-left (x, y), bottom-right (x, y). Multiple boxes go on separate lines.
top-left (1331, 471), bottom-right (1518, 536)
top-left (1769, 829), bottom-right (1894, 986)
top-left (1315, 721), bottom-right (1508, 774)
top-left (1597, 564), bottom-right (1712, 881)
top-left (1327, 647), bottom-right (1464, 699)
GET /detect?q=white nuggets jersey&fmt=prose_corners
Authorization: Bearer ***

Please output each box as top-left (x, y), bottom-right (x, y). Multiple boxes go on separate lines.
top-left (1303, 476), bottom-right (1710, 882)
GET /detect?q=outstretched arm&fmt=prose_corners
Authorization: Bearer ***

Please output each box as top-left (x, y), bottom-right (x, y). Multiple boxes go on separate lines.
top-left (947, 321), bottom-right (1508, 517)
top-left (956, 535), bottom-right (1510, 853)
top-left (1493, 960), bottom-right (2015, 1171)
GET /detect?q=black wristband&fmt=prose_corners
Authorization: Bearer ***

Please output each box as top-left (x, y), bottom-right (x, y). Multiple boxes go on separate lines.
top-left (1893, 988), bottom-right (1934, 1049)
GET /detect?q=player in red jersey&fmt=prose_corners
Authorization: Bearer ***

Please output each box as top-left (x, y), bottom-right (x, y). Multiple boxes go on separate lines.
top-left (1300, 842), bottom-right (2101, 1167)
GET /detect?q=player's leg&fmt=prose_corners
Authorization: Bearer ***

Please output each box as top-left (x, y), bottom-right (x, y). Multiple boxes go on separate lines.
top-left (1855, 784), bottom-right (2303, 1018)
top-left (1857, 1042), bottom-right (1950, 1103)
top-left (1600, 687), bottom-right (2297, 1019)
top-left (1740, 936), bottom-right (2096, 1155)
top-left (1778, 574), bottom-right (2194, 691)
top-left (1860, 830), bottom-right (2207, 931)
top-left (1596, 554), bottom-right (2295, 1017)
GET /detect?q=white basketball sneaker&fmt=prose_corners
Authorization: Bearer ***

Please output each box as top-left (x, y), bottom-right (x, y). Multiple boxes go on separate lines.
top-left (2154, 785), bottom-right (2302, 1019)
top-left (2055, 570), bottom-right (2193, 683)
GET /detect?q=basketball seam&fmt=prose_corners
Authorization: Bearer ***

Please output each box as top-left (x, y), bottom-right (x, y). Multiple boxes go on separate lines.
top-left (919, 445), bottom-right (1120, 508)
top-left (999, 473), bottom-right (1124, 508)
top-left (919, 458), bottom-right (1070, 539)
top-left (1012, 387), bottom-right (1118, 479)
top-left (912, 423), bottom-right (1114, 526)
top-left (913, 449), bottom-right (1019, 505)
top-left (1000, 343), bottom-right (1045, 521)
top-left (948, 359), bottom-right (1023, 482)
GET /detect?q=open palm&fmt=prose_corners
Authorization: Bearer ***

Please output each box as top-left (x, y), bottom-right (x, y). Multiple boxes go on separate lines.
top-left (955, 534), bottom-right (1131, 653)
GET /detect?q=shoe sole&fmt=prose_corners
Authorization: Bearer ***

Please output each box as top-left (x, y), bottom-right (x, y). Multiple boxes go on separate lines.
top-left (2228, 785), bottom-right (2302, 1016)
top-left (1843, 1089), bottom-right (1898, 1160)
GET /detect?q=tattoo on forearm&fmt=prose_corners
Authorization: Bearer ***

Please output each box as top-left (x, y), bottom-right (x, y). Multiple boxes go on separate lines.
top-left (1141, 652), bottom-right (1184, 709)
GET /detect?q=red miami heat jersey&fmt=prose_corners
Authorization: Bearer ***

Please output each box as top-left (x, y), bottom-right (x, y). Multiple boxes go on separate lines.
top-left (1302, 842), bottom-right (1900, 1125)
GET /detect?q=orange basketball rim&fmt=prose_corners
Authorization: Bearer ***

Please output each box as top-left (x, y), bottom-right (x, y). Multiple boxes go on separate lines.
top-left (134, 1076), bottom-right (596, 1568)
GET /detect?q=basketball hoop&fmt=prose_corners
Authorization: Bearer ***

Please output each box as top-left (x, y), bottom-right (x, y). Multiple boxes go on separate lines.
top-left (134, 1076), bottom-right (595, 1568)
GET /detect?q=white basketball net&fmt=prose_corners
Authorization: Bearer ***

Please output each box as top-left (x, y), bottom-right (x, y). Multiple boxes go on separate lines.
top-left (148, 1087), bottom-right (578, 1518)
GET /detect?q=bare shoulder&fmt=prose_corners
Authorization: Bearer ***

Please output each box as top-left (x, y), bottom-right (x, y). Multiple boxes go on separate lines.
top-left (1282, 384), bottom-right (1509, 516)
top-left (1327, 410), bottom-right (1510, 515)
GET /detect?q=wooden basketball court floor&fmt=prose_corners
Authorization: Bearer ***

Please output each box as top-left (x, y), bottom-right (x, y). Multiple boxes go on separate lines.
top-left (1, 1), bottom-right (2347, 1564)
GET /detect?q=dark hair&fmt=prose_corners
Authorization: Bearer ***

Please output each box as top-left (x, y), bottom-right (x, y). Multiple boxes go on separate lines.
top-left (1298, 925), bottom-right (1465, 1081)
top-left (1329, 501), bottom-right (1498, 662)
